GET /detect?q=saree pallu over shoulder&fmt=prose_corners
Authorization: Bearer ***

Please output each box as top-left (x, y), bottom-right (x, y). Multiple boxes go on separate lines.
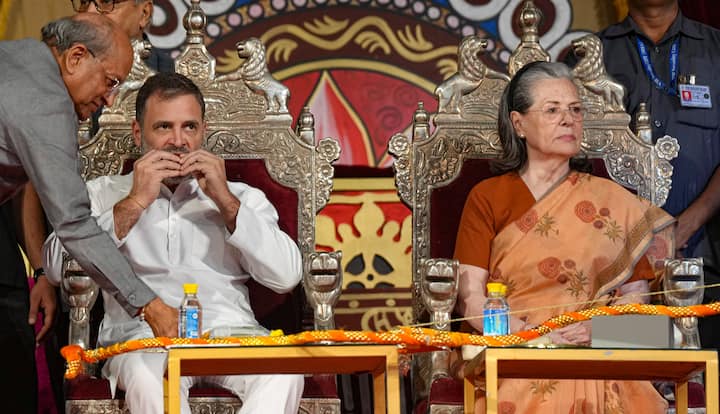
top-left (474, 172), bottom-right (672, 414)
top-left (489, 172), bottom-right (675, 324)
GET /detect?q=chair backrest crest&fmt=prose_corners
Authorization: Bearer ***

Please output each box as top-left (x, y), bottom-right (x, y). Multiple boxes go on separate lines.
top-left (507, 0), bottom-right (550, 75)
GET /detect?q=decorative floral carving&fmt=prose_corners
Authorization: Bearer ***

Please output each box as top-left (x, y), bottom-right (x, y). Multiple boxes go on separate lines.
top-left (177, 48), bottom-right (213, 82)
top-left (317, 138), bottom-right (341, 163)
top-left (388, 133), bottom-right (413, 205)
top-left (656, 136), bottom-right (680, 161)
top-left (67, 396), bottom-right (341, 414)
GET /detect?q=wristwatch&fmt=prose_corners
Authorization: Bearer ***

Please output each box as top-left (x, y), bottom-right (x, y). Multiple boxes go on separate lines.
top-left (33, 267), bottom-right (45, 282)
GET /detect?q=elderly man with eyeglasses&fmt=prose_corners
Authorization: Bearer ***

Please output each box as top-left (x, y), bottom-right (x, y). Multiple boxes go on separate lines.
top-left (72, 0), bottom-right (174, 73)
top-left (0, 13), bottom-right (179, 413)
top-left (16, 4), bottom-right (176, 410)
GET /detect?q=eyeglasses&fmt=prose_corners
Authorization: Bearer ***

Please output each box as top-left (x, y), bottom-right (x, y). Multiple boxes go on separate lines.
top-left (86, 48), bottom-right (122, 97)
top-left (71, 0), bottom-right (131, 14)
top-left (525, 105), bottom-right (587, 123)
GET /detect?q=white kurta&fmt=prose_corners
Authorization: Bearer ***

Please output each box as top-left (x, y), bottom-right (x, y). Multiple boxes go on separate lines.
top-left (43, 173), bottom-right (304, 413)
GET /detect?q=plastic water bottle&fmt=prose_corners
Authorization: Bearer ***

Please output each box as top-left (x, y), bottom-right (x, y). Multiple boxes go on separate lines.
top-left (483, 282), bottom-right (509, 336)
top-left (179, 283), bottom-right (202, 338)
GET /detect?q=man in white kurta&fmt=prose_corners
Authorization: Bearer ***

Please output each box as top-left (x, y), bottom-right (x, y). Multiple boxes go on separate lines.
top-left (43, 73), bottom-right (304, 413)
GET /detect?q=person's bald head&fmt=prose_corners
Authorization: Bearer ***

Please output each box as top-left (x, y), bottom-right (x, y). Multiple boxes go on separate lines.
top-left (42, 13), bottom-right (133, 120)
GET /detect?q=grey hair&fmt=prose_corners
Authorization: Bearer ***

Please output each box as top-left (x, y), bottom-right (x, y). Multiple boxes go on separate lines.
top-left (41, 16), bottom-right (114, 58)
top-left (493, 61), bottom-right (589, 174)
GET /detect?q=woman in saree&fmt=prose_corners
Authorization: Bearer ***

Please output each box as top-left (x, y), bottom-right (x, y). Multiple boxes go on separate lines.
top-left (454, 61), bottom-right (674, 413)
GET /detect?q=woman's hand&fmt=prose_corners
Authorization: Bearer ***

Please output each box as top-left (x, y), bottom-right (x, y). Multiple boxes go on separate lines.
top-left (547, 321), bottom-right (591, 345)
top-left (613, 280), bottom-right (651, 305)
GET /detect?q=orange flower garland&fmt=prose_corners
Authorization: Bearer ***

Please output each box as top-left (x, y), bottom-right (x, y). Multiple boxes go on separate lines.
top-left (61, 302), bottom-right (720, 379)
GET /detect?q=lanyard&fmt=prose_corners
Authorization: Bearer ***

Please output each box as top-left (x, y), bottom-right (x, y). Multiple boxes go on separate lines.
top-left (636, 36), bottom-right (679, 97)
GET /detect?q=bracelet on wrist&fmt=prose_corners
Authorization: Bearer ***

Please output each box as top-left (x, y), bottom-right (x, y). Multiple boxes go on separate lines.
top-left (33, 267), bottom-right (46, 282)
top-left (127, 195), bottom-right (147, 210)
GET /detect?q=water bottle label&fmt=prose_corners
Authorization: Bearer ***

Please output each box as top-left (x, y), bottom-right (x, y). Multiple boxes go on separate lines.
top-left (483, 308), bottom-right (508, 336)
top-left (183, 308), bottom-right (200, 338)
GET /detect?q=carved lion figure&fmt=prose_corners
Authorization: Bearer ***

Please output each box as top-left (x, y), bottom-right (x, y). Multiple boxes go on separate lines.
top-left (223, 37), bottom-right (290, 113)
top-left (239, 38), bottom-right (291, 113)
top-left (435, 35), bottom-right (511, 114)
top-left (571, 34), bottom-right (626, 112)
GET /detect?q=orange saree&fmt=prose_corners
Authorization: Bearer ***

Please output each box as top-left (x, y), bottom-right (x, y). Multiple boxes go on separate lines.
top-left (457, 171), bottom-right (675, 413)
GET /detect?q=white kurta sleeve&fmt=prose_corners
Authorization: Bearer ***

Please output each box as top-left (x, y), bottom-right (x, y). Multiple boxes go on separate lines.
top-left (42, 233), bottom-right (65, 287)
top-left (42, 176), bottom-right (131, 286)
top-left (225, 184), bottom-right (302, 293)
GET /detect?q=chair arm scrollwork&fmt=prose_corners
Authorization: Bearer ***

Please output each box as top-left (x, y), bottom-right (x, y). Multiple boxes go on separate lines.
top-left (389, 133), bottom-right (413, 206)
top-left (652, 135), bottom-right (680, 207)
top-left (315, 137), bottom-right (341, 213)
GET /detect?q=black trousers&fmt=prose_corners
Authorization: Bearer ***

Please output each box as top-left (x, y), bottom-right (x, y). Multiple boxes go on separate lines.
top-left (0, 286), bottom-right (37, 414)
top-left (0, 200), bottom-right (36, 414)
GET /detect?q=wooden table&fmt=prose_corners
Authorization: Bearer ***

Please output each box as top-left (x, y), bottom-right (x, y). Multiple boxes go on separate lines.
top-left (164, 344), bottom-right (401, 414)
top-left (463, 347), bottom-right (719, 414)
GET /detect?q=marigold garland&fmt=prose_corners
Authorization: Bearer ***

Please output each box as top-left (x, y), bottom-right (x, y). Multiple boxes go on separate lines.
top-left (61, 302), bottom-right (720, 379)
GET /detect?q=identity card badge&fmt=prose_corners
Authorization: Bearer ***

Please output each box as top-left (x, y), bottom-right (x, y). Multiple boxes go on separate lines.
top-left (679, 83), bottom-right (712, 108)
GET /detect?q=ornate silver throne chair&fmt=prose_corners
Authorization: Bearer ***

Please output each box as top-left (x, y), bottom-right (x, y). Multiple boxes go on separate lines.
top-left (61, 2), bottom-right (342, 413)
top-left (388, 1), bottom-right (679, 412)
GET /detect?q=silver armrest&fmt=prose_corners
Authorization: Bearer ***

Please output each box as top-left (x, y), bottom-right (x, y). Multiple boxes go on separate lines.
top-left (664, 258), bottom-right (704, 349)
top-left (303, 251), bottom-right (343, 331)
top-left (61, 255), bottom-right (99, 350)
top-left (420, 258), bottom-right (459, 380)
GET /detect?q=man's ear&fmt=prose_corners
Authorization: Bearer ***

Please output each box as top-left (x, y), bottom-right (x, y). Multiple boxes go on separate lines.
top-left (132, 119), bottom-right (142, 147)
top-left (63, 44), bottom-right (91, 75)
top-left (139, 1), bottom-right (153, 31)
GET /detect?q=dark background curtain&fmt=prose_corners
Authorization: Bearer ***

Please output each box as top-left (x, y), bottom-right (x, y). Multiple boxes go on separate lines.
top-left (681, 0), bottom-right (720, 29)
